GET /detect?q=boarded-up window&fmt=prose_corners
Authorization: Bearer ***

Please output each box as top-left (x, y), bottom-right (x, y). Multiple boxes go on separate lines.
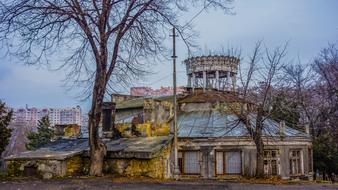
top-left (23, 165), bottom-right (38, 176)
top-left (183, 151), bottom-right (200, 174)
top-left (225, 151), bottom-right (241, 174)
top-left (178, 152), bottom-right (183, 173)
top-left (216, 151), bottom-right (224, 175)
top-left (216, 151), bottom-right (242, 175)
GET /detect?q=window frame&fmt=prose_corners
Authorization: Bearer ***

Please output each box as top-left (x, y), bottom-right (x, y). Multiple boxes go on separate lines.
top-left (215, 150), bottom-right (242, 176)
top-left (178, 150), bottom-right (201, 175)
top-left (289, 149), bottom-right (304, 176)
top-left (263, 149), bottom-right (280, 176)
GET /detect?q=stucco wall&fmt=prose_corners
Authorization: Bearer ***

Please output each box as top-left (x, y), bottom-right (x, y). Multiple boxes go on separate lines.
top-left (178, 138), bottom-right (312, 179)
top-left (103, 145), bottom-right (172, 179)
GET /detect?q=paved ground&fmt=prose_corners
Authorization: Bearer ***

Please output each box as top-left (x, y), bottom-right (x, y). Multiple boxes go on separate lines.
top-left (0, 178), bottom-right (337, 190)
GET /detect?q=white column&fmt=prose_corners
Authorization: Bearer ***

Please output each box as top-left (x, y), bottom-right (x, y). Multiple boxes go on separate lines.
top-left (192, 73), bottom-right (196, 89)
top-left (226, 71), bottom-right (231, 91)
top-left (203, 71), bottom-right (207, 91)
top-left (187, 75), bottom-right (192, 88)
top-left (232, 73), bottom-right (236, 91)
top-left (215, 70), bottom-right (220, 91)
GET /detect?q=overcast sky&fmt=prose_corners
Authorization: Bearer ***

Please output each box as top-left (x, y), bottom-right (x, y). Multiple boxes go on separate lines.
top-left (0, 0), bottom-right (337, 112)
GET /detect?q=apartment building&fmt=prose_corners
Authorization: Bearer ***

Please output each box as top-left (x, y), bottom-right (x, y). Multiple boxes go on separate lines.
top-left (12, 106), bottom-right (82, 126)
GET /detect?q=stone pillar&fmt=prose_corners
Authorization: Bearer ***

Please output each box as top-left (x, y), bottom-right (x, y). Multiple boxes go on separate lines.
top-left (279, 120), bottom-right (285, 138)
top-left (215, 70), bottom-right (220, 90)
top-left (226, 71), bottom-right (231, 91)
top-left (203, 71), bottom-right (207, 92)
top-left (232, 73), bottom-right (236, 91)
top-left (192, 73), bottom-right (196, 91)
top-left (305, 124), bottom-right (310, 135)
top-left (280, 146), bottom-right (290, 179)
top-left (187, 75), bottom-right (192, 88)
top-left (102, 102), bottom-right (117, 139)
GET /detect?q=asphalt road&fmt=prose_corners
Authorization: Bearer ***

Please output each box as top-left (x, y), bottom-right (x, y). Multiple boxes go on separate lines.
top-left (1, 178), bottom-right (337, 190)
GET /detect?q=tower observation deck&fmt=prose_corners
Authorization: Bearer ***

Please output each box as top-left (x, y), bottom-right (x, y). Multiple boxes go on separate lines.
top-left (184, 55), bottom-right (240, 91)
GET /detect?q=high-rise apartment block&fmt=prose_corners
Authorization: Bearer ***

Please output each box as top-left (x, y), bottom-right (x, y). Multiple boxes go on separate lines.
top-left (12, 106), bottom-right (82, 126)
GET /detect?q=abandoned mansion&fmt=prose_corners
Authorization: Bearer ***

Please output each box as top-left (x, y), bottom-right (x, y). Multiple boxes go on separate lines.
top-left (5, 55), bottom-right (312, 180)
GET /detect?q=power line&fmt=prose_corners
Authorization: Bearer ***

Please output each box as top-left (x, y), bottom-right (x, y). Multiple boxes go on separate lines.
top-left (183, 2), bottom-right (212, 29)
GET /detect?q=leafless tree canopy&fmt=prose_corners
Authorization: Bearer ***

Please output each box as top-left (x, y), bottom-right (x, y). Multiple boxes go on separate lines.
top-left (0, 0), bottom-right (232, 96)
top-left (0, 0), bottom-right (234, 176)
top-left (236, 40), bottom-right (289, 176)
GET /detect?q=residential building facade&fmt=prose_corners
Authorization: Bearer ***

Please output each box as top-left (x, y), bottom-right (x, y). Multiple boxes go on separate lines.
top-left (12, 106), bottom-right (82, 126)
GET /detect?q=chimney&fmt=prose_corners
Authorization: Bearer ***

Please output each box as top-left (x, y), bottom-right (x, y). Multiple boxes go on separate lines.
top-left (102, 102), bottom-right (116, 139)
top-left (305, 123), bottom-right (310, 135)
top-left (279, 120), bottom-right (285, 137)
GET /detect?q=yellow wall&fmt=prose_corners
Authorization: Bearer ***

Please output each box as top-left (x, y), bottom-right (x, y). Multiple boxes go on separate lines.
top-left (105, 145), bottom-right (172, 179)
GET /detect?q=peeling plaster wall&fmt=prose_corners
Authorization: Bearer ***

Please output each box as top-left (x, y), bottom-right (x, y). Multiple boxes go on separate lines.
top-left (178, 138), bottom-right (312, 179)
top-left (102, 145), bottom-right (172, 179)
top-left (5, 155), bottom-right (84, 179)
top-left (6, 159), bottom-right (67, 179)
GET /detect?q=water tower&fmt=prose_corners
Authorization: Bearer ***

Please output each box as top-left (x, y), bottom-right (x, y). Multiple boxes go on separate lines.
top-left (184, 55), bottom-right (240, 91)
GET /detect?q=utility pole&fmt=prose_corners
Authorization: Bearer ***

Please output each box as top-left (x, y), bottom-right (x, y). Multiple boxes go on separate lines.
top-left (170, 27), bottom-right (180, 178)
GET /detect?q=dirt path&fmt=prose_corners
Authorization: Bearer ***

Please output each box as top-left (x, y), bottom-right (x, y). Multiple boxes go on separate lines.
top-left (1, 178), bottom-right (337, 190)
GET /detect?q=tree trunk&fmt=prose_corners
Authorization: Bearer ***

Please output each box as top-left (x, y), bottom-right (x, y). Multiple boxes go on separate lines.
top-left (255, 110), bottom-right (265, 177)
top-left (88, 71), bottom-right (107, 176)
top-left (254, 134), bottom-right (265, 177)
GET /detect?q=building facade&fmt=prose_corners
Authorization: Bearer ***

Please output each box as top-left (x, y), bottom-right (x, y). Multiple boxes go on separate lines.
top-left (12, 106), bottom-right (82, 126)
top-left (130, 86), bottom-right (186, 97)
top-left (176, 91), bottom-right (312, 179)
top-left (112, 55), bottom-right (313, 180)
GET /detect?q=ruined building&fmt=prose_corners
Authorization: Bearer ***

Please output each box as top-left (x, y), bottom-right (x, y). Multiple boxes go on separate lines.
top-left (5, 55), bottom-right (312, 180)
top-left (113, 55), bottom-right (313, 179)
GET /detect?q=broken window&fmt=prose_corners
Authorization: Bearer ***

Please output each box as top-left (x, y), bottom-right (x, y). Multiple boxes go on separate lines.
top-left (215, 151), bottom-right (242, 175)
top-left (289, 150), bottom-right (303, 175)
top-left (178, 152), bottom-right (183, 174)
top-left (264, 150), bottom-right (279, 176)
top-left (23, 165), bottom-right (38, 177)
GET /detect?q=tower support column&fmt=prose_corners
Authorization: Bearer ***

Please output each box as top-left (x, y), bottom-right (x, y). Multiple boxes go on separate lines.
top-left (226, 71), bottom-right (231, 91)
top-left (192, 73), bottom-right (196, 91)
top-left (203, 71), bottom-right (207, 92)
top-left (232, 73), bottom-right (236, 91)
top-left (215, 70), bottom-right (220, 90)
top-left (187, 75), bottom-right (192, 88)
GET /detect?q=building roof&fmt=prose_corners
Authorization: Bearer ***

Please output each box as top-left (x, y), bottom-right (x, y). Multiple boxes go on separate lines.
top-left (116, 90), bottom-right (250, 110)
top-left (105, 136), bottom-right (172, 159)
top-left (116, 95), bottom-right (174, 110)
top-left (179, 90), bottom-right (249, 104)
top-left (178, 111), bottom-right (309, 138)
top-left (4, 138), bottom-right (88, 160)
top-left (5, 136), bottom-right (172, 161)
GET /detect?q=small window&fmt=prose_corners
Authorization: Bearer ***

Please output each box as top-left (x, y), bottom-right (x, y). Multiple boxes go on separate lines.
top-left (23, 165), bottom-right (38, 176)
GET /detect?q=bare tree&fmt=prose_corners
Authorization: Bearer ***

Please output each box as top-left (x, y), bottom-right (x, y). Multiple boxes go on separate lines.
top-left (283, 61), bottom-right (316, 135)
top-left (284, 43), bottom-right (338, 177)
top-left (0, 0), bottom-right (233, 176)
top-left (237, 41), bottom-right (288, 177)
